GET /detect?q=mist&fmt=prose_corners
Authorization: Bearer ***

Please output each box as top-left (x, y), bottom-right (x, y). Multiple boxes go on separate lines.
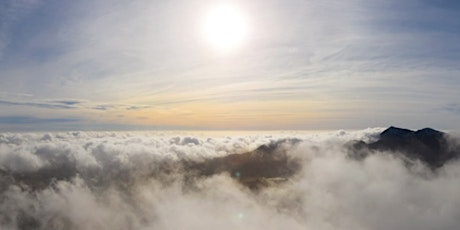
top-left (1, 129), bottom-right (460, 230)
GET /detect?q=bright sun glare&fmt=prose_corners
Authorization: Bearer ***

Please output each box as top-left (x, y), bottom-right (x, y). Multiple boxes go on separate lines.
top-left (203, 4), bottom-right (249, 52)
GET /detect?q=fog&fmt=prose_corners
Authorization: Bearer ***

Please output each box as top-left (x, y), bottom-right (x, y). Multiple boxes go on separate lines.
top-left (1, 129), bottom-right (460, 230)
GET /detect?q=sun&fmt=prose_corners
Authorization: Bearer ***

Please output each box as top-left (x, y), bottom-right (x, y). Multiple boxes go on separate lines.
top-left (203, 4), bottom-right (249, 52)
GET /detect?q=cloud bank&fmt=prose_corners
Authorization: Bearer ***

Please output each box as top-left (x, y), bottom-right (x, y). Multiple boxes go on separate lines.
top-left (1, 129), bottom-right (460, 229)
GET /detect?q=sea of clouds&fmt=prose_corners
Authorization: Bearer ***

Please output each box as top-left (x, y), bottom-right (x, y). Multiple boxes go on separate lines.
top-left (1, 128), bottom-right (460, 230)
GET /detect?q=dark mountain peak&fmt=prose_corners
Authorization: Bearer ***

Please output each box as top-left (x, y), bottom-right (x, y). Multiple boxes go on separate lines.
top-left (415, 128), bottom-right (444, 138)
top-left (380, 127), bottom-right (444, 140)
top-left (380, 126), bottom-right (414, 139)
top-left (350, 126), bottom-right (455, 168)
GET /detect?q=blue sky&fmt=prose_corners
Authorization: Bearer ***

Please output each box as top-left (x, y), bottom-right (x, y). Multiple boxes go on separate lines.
top-left (1, 0), bottom-right (460, 131)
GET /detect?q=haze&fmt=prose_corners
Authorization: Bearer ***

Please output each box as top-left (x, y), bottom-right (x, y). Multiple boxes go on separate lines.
top-left (1, 0), bottom-right (460, 131)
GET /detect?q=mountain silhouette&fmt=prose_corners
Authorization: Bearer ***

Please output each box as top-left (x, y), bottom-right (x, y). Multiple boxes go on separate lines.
top-left (349, 127), bottom-right (459, 167)
top-left (185, 138), bottom-right (302, 190)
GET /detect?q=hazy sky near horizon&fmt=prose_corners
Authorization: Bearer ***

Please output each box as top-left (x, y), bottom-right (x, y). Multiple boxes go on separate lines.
top-left (1, 0), bottom-right (460, 131)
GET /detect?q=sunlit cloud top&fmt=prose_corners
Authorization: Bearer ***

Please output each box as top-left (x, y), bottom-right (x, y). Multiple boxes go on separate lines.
top-left (1, 0), bottom-right (460, 131)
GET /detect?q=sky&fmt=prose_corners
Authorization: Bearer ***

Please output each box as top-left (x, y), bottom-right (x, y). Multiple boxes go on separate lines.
top-left (1, 0), bottom-right (460, 131)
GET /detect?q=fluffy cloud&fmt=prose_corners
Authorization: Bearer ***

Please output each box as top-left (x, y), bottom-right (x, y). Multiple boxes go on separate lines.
top-left (0, 129), bottom-right (460, 229)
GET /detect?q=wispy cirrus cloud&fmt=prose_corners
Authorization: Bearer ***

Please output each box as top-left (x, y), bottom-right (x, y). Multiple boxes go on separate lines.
top-left (0, 116), bottom-right (79, 124)
top-left (443, 103), bottom-right (460, 115)
top-left (0, 0), bottom-right (40, 60)
top-left (0, 98), bottom-right (151, 112)
top-left (0, 0), bottom-right (460, 130)
top-left (0, 99), bottom-right (80, 110)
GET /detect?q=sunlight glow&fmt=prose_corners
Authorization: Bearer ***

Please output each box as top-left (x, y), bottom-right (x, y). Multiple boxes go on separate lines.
top-left (203, 4), bottom-right (249, 52)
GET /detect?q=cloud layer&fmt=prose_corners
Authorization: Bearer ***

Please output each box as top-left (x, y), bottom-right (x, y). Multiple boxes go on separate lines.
top-left (1, 129), bottom-right (460, 229)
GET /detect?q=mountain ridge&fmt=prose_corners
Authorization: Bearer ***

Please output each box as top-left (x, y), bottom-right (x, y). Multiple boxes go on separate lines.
top-left (350, 126), bottom-right (458, 167)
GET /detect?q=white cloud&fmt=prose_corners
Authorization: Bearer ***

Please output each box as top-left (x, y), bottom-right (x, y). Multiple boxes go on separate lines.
top-left (1, 129), bottom-right (460, 229)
